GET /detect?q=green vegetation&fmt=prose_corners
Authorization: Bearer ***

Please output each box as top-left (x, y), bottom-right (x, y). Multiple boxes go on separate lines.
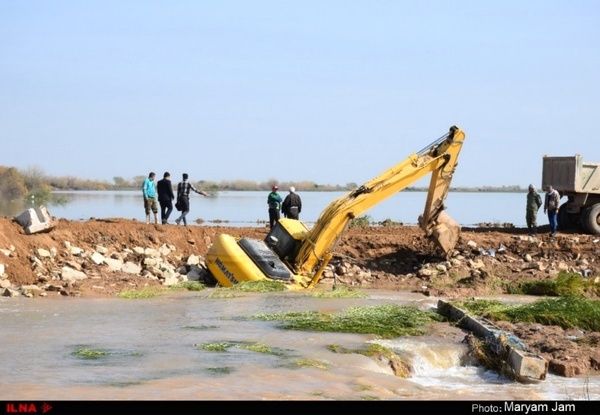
top-left (117, 282), bottom-right (206, 298)
top-left (291, 359), bottom-right (331, 370)
top-left (0, 165), bottom-right (69, 205)
top-left (248, 304), bottom-right (444, 338)
top-left (71, 348), bottom-right (110, 359)
top-left (213, 280), bottom-right (288, 294)
top-left (310, 286), bottom-right (368, 298)
top-left (117, 286), bottom-right (165, 299)
top-left (452, 296), bottom-right (600, 332)
top-left (206, 366), bottom-right (235, 375)
top-left (198, 341), bottom-right (289, 356)
top-left (182, 324), bottom-right (218, 330)
top-left (506, 271), bottom-right (600, 297)
top-left (71, 347), bottom-right (144, 362)
top-left (349, 215), bottom-right (373, 228)
top-left (349, 215), bottom-right (404, 228)
top-left (199, 342), bottom-right (234, 352)
top-left (169, 281), bottom-right (206, 291)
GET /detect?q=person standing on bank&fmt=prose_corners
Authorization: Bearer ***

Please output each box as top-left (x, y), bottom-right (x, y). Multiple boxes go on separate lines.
top-left (544, 184), bottom-right (561, 238)
top-left (174, 173), bottom-right (208, 226)
top-left (142, 172), bottom-right (159, 224)
top-left (157, 172), bottom-right (175, 224)
top-left (526, 184), bottom-right (542, 236)
top-left (282, 186), bottom-right (302, 220)
top-left (267, 185), bottom-right (283, 228)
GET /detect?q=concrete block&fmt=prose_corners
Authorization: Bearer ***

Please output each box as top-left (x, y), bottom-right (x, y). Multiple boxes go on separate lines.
top-left (15, 206), bottom-right (57, 235)
top-left (508, 349), bottom-right (548, 382)
top-left (437, 299), bottom-right (548, 383)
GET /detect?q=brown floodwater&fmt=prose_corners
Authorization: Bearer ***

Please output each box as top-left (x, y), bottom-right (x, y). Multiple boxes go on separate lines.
top-left (0, 289), bottom-right (597, 401)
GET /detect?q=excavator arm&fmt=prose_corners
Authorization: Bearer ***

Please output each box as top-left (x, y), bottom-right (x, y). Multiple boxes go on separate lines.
top-left (294, 126), bottom-right (465, 279)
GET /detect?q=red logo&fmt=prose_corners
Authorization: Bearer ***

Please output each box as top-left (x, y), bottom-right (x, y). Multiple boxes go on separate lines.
top-left (5, 403), bottom-right (52, 413)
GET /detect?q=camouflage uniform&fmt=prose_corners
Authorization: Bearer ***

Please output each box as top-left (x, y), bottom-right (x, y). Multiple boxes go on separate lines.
top-left (526, 187), bottom-right (542, 235)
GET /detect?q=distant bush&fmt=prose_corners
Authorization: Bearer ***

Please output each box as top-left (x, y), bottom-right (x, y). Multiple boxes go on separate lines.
top-left (349, 215), bottom-right (372, 228)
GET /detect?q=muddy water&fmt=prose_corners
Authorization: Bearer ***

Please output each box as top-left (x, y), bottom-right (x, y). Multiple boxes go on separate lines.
top-left (0, 290), bottom-right (597, 401)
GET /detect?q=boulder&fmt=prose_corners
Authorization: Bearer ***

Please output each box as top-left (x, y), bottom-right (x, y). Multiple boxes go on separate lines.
top-left (14, 206), bottom-right (57, 235)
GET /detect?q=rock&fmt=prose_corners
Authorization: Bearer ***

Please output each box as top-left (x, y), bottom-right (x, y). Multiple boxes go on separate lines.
top-left (2, 287), bottom-right (20, 297)
top-left (90, 252), bottom-right (105, 265)
top-left (14, 206), bottom-right (57, 235)
top-left (104, 257), bottom-right (123, 271)
top-left (95, 245), bottom-right (109, 254)
top-left (61, 267), bottom-right (88, 281)
top-left (122, 262), bottom-right (142, 274)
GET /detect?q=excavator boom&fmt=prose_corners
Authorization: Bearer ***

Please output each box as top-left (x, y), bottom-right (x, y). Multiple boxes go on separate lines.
top-left (295, 126), bottom-right (465, 276)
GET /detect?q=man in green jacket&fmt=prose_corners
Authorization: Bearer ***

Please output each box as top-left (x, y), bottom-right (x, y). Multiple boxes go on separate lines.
top-left (267, 185), bottom-right (283, 228)
top-left (526, 184), bottom-right (542, 235)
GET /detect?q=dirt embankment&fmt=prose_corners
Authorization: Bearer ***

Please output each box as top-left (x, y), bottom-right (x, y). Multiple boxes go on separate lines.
top-left (0, 217), bottom-right (599, 378)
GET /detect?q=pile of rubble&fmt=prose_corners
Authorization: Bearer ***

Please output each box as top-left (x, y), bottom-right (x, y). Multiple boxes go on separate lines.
top-left (1, 240), bottom-right (214, 298)
top-left (320, 234), bottom-right (599, 295)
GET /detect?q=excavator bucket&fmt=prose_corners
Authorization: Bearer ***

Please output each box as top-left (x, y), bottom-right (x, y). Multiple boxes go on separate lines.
top-left (429, 211), bottom-right (460, 257)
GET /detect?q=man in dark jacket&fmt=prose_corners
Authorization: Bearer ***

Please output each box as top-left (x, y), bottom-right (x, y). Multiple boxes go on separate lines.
top-left (282, 186), bottom-right (302, 220)
top-left (157, 172), bottom-right (175, 224)
top-left (174, 173), bottom-right (208, 226)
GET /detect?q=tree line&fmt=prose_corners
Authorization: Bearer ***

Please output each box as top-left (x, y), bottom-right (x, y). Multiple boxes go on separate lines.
top-left (0, 165), bottom-right (356, 204)
top-left (0, 164), bottom-right (527, 204)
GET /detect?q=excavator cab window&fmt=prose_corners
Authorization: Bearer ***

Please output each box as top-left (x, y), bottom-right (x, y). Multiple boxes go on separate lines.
top-left (264, 221), bottom-right (301, 262)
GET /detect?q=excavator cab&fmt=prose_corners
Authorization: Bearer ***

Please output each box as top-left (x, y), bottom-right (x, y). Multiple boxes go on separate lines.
top-left (264, 218), bottom-right (307, 263)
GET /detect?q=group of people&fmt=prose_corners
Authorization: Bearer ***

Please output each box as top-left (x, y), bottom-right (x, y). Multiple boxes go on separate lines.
top-left (526, 184), bottom-right (561, 238)
top-left (143, 174), bottom-right (304, 228)
top-left (142, 172), bottom-right (208, 226)
top-left (267, 185), bottom-right (303, 228)
top-left (147, 177), bottom-right (560, 234)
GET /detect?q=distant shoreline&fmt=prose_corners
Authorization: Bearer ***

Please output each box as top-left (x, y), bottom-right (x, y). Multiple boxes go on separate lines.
top-left (51, 187), bottom-right (529, 193)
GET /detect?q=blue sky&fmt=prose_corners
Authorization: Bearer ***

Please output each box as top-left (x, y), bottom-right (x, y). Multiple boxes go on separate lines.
top-left (1, 1), bottom-right (598, 188)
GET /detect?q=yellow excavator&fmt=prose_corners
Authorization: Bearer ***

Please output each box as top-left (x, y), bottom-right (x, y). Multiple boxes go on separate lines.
top-left (206, 125), bottom-right (466, 289)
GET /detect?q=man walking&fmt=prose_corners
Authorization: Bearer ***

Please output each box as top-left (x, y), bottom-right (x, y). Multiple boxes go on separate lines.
top-left (174, 173), bottom-right (208, 226)
top-left (544, 184), bottom-right (561, 238)
top-left (157, 172), bottom-right (175, 224)
top-left (142, 172), bottom-right (158, 224)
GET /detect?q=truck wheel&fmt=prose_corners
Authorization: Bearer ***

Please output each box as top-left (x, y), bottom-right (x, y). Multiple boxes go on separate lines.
top-left (557, 204), bottom-right (576, 230)
top-left (581, 203), bottom-right (600, 235)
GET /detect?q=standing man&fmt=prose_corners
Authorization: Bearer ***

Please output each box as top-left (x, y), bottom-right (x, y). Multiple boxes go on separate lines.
top-left (267, 185), bottom-right (283, 228)
top-left (544, 184), bottom-right (561, 238)
top-left (282, 186), bottom-right (302, 220)
top-left (174, 173), bottom-right (208, 226)
top-left (142, 172), bottom-right (158, 224)
top-left (526, 184), bottom-right (542, 236)
top-left (157, 172), bottom-right (175, 224)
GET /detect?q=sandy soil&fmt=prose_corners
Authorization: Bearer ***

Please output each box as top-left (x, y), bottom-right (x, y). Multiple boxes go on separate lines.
top-left (0, 216), bottom-right (598, 378)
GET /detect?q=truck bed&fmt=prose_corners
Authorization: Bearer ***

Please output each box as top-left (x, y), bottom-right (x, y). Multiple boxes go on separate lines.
top-left (542, 155), bottom-right (600, 194)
